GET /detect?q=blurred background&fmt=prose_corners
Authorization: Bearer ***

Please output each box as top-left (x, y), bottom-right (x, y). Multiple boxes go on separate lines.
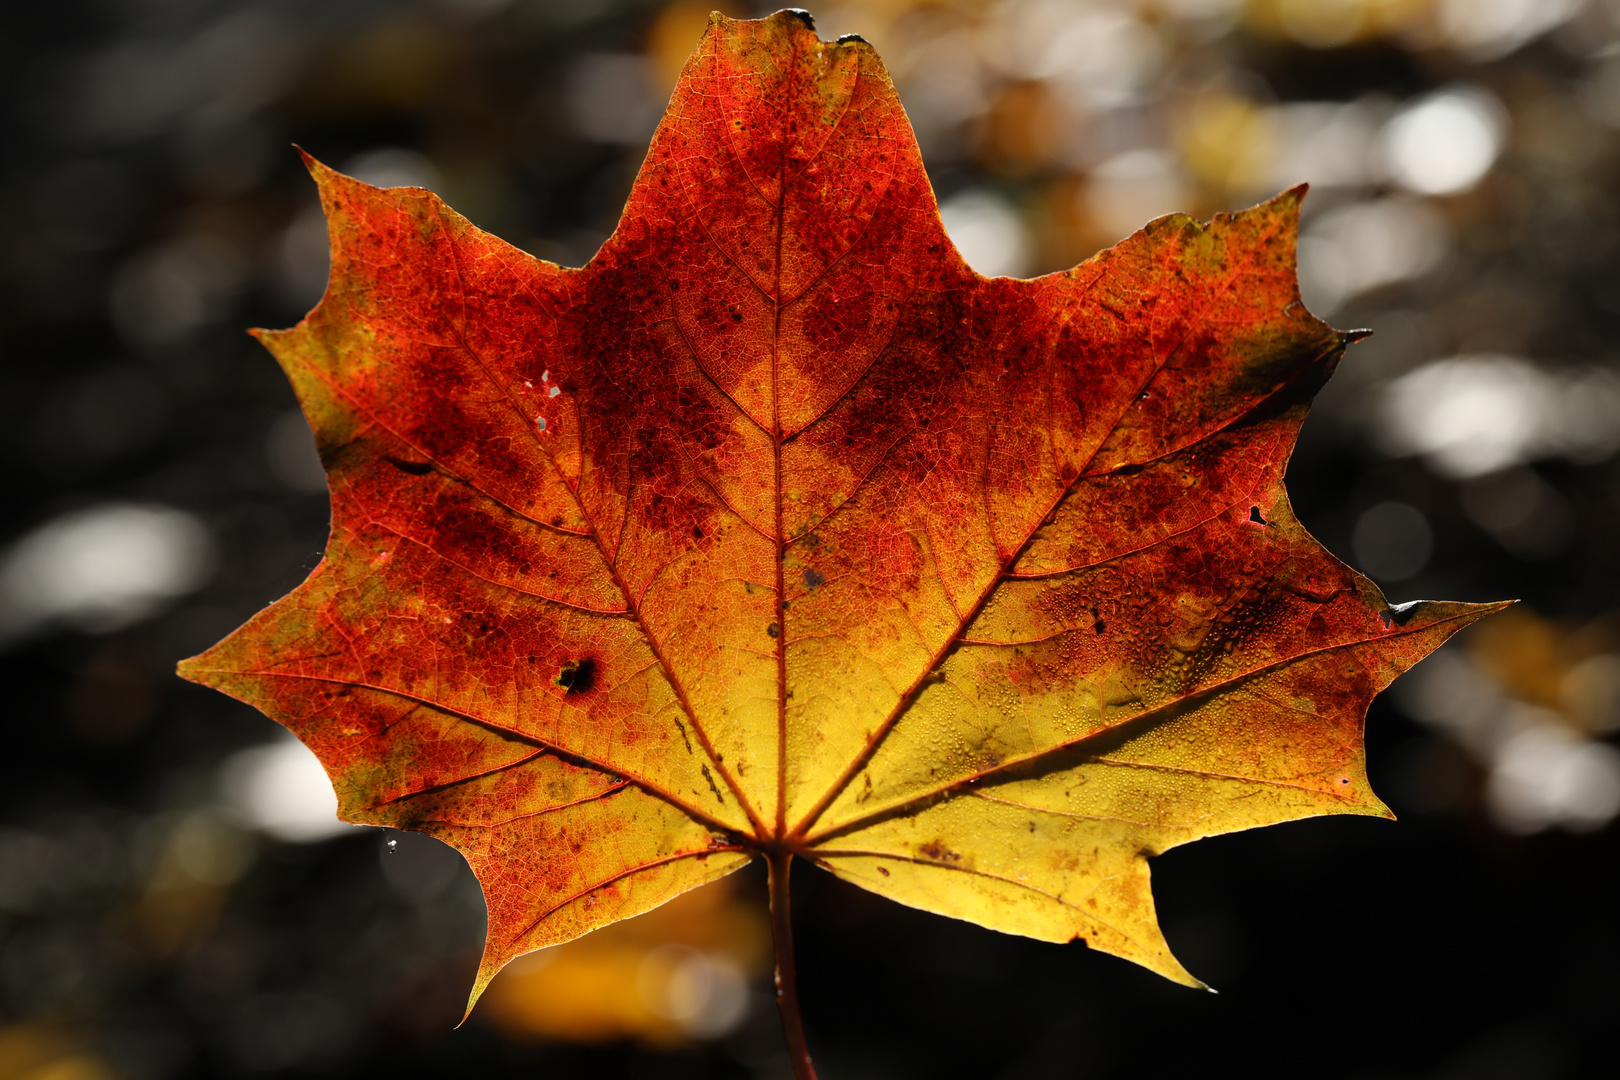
top-left (3, 0), bottom-right (1619, 1076)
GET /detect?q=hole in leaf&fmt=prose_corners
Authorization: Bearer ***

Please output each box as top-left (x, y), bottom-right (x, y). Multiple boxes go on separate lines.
top-left (554, 657), bottom-right (597, 695)
top-left (1249, 506), bottom-right (1269, 526)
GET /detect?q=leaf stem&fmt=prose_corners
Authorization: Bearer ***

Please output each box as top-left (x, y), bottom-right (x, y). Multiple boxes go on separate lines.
top-left (767, 850), bottom-right (819, 1080)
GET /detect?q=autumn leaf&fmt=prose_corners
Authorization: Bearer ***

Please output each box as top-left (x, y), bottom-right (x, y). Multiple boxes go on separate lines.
top-left (178, 9), bottom-right (1504, 1071)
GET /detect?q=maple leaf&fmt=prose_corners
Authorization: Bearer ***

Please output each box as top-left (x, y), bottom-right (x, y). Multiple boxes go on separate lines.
top-left (179, 10), bottom-right (1504, 1072)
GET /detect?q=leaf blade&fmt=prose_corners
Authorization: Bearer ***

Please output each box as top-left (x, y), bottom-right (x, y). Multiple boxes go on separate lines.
top-left (176, 9), bottom-right (1508, 1008)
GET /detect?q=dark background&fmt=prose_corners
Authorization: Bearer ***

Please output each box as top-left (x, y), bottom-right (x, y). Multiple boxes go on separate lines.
top-left (3, 1), bottom-right (1618, 1078)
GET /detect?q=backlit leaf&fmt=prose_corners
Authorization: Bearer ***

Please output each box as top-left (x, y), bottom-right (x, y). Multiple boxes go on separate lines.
top-left (179, 8), bottom-right (1504, 1024)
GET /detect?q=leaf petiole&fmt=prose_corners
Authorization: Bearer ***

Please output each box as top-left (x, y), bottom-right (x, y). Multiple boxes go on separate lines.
top-left (768, 849), bottom-right (819, 1080)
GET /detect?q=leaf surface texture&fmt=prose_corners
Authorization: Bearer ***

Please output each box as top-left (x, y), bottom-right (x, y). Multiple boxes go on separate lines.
top-left (180, 12), bottom-right (1503, 1003)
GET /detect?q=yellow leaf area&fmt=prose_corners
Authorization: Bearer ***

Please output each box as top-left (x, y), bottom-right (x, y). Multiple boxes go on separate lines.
top-left (178, 10), bottom-right (1504, 1015)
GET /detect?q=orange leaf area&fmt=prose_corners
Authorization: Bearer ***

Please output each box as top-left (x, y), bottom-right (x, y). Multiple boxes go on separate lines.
top-left (479, 875), bottom-right (769, 1046)
top-left (0, 1024), bottom-right (117, 1080)
top-left (178, 10), bottom-right (1505, 1016)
